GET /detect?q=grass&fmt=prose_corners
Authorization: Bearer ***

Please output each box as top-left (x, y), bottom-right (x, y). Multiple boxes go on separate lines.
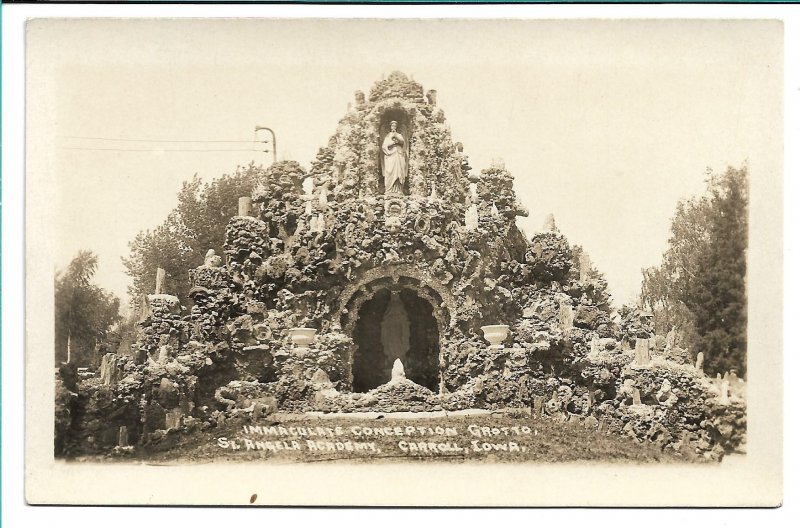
top-left (117, 413), bottom-right (700, 465)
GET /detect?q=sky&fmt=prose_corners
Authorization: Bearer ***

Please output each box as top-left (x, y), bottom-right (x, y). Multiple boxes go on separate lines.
top-left (30, 18), bottom-right (782, 308)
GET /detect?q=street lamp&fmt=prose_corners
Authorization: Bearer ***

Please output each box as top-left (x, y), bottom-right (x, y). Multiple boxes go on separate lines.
top-left (254, 126), bottom-right (277, 165)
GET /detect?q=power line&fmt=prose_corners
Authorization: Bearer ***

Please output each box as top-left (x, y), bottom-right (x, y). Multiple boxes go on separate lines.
top-left (58, 135), bottom-right (256, 144)
top-left (58, 146), bottom-right (260, 152)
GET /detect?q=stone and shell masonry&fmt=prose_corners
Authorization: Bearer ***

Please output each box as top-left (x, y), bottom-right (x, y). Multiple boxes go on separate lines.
top-left (56, 72), bottom-right (745, 460)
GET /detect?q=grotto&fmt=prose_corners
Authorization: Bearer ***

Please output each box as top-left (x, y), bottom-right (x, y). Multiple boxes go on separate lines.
top-left (55, 71), bottom-right (746, 461)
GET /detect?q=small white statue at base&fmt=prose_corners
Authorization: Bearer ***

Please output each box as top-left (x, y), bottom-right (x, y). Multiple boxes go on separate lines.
top-left (390, 358), bottom-right (406, 385)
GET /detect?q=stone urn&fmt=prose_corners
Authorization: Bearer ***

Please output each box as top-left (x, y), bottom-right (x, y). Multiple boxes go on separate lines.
top-left (481, 325), bottom-right (509, 350)
top-left (288, 327), bottom-right (317, 353)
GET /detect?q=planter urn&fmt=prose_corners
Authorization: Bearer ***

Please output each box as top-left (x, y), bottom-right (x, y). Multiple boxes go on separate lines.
top-left (288, 327), bottom-right (317, 354)
top-left (481, 324), bottom-right (510, 350)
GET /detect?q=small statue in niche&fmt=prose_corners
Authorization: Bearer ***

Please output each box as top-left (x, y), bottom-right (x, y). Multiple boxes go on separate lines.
top-left (384, 199), bottom-right (404, 232)
top-left (382, 120), bottom-right (407, 195)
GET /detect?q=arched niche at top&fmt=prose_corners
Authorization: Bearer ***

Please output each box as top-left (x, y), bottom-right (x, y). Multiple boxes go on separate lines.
top-left (378, 109), bottom-right (412, 195)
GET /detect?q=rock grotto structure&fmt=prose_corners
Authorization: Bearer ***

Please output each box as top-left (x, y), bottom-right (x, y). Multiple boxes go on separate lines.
top-left (56, 72), bottom-right (746, 460)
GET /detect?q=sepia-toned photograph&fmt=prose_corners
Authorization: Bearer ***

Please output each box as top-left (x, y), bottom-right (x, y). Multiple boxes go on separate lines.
top-left (22, 16), bottom-right (783, 506)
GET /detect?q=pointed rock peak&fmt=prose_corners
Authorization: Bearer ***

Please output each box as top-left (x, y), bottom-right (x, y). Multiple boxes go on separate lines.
top-left (203, 249), bottom-right (222, 267)
top-left (543, 213), bottom-right (558, 233)
top-left (311, 368), bottom-right (332, 386)
top-left (369, 70), bottom-right (424, 102)
top-left (490, 157), bottom-right (506, 170)
top-left (388, 71), bottom-right (409, 83)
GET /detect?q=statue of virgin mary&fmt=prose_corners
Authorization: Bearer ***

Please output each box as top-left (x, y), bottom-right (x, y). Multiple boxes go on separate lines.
top-left (382, 120), bottom-right (407, 194)
top-left (381, 291), bottom-right (410, 366)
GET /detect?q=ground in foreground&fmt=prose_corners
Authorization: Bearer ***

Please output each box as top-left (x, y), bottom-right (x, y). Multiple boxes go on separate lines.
top-left (85, 413), bottom-right (703, 464)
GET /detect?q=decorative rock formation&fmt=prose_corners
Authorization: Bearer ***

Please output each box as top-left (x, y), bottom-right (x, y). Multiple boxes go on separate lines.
top-left (465, 203), bottom-right (479, 231)
top-left (543, 213), bottom-right (558, 232)
top-left (57, 71), bottom-right (746, 461)
top-left (354, 90), bottom-right (365, 106)
top-left (238, 196), bottom-right (253, 217)
top-left (633, 338), bottom-right (652, 367)
top-left (579, 253), bottom-right (592, 282)
top-left (204, 249), bottom-right (222, 267)
top-left (665, 326), bottom-right (677, 351)
top-left (99, 353), bottom-right (124, 386)
top-left (154, 267), bottom-right (166, 295)
top-left (558, 303), bottom-right (574, 331)
top-left (165, 409), bottom-right (183, 430)
top-left (426, 89), bottom-right (437, 106)
top-left (719, 380), bottom-right (730, 405)
top-left (156, 345), bottom-right (171, 364)
top-left (532, 395), bottom-right (545, 418)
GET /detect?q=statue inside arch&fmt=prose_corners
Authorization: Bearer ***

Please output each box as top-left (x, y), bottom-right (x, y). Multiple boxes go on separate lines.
top-left (382, 120), bottom-right (407, 194)
top-left (381, 291), bottom-right (410, 369)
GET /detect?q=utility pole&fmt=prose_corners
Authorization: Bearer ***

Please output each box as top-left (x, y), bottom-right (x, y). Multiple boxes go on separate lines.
top-left (254, 126), bottom-right (277, 165)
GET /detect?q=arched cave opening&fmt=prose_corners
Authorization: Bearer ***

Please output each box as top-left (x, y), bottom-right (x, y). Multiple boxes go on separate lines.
top-left (351, 287), bottom-right (440, 393)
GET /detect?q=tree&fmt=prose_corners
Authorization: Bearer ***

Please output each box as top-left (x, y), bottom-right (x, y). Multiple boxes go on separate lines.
top-left (123, 163), bottom-right (266, 305)
top-left (54, 250), bottom-right (121, 367)
top-left (641, 165), bottom-right (748, 376)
